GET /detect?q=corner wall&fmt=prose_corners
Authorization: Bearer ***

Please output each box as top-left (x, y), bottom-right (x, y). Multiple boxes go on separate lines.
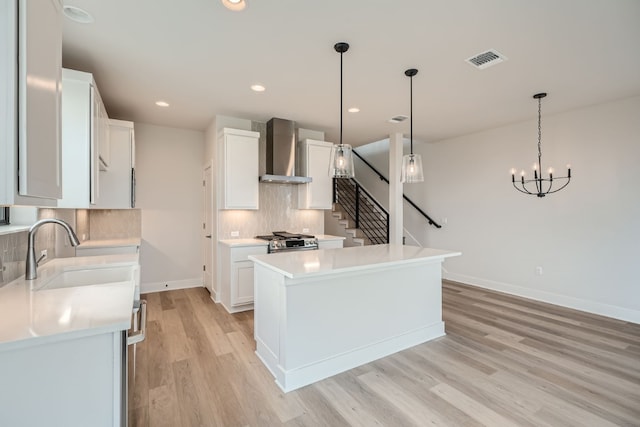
top-left (135, 123), bottom-right (205, 293)
top-left (419, 96), bottom-right (640, 322)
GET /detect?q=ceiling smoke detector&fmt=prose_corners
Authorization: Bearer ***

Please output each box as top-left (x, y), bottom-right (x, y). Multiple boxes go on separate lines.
top-left (466, 49), bottom-right (507, 69)
top-left (388, 115), bottom-right (408, 124)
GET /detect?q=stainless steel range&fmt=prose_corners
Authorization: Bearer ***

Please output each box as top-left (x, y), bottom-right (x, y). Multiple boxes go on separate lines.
top-left (256, 231), bottom-right (319, 253)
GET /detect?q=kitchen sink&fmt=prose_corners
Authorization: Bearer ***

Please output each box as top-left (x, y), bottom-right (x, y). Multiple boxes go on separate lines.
top-left (38, 265), bottom-right (137, 291)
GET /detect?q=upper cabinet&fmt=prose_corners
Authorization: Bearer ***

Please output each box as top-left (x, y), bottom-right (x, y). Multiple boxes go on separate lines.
top-left (218, 128), bottom-right (259, 210)
top-left (58, 68), bottom-right (109, 208)
top-left (93, 119), bottom-right (135, 209)
top-left (298, 139), bottom-right (333, 209)
top-left (1, 0), bottom-right (63, 206)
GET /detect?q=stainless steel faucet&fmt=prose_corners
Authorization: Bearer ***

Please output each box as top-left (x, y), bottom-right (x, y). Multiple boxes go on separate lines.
top-left (25, 219), bottom-right (80, 280)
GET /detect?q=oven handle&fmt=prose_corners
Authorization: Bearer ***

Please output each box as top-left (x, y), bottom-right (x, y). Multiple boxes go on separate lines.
top-left (269, 246), bottom-right (319, 253)
top-left (127, 299), bottom-right (147, 346)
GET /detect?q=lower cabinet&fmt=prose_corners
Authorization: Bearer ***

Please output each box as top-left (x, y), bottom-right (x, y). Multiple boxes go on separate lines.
top-left (219, 243), bottom-right (267, 313)
top-left (318, 239), bottom-right (344, 249)
top-left (0, 331), bottom-right (125, 427)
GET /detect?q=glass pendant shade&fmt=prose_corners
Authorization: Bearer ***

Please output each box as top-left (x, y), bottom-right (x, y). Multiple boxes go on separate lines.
top-left (400, 153), bottom-right (424, 183)
top-left (329, 143), bottom-right (355, 179)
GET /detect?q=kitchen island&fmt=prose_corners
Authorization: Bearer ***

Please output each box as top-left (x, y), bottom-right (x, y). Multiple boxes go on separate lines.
top-left (249, 244), bottom-right (460, 392)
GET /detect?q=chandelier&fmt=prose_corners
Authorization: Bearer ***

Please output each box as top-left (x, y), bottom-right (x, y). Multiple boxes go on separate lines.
top-left (511, 93), bottom-right (571, 197)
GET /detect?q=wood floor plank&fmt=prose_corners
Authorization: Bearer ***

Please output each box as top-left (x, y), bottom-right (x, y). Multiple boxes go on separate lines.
top-left (131, 285), bottom-right (640, 426)
top-left (148, 384), bottom-right (181, 427)
top-left (356, 371), bottom-right (463, 426)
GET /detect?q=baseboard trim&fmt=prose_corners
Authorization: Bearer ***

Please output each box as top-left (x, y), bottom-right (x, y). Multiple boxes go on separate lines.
top-left (141, 277), bottom-right (202, 294)
top-left (261, 322), bottom-right (445, 393)
top-left (443, 272), bottom-right (640, 324)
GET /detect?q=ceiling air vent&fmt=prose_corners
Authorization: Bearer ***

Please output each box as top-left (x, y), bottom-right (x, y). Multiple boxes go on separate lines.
top-left (466, 49), bottom-right (507, 70)
top-left (388, 115), bottom-right (408, 124)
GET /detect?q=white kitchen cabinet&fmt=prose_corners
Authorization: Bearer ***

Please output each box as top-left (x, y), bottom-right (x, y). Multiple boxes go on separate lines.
top-left (219, 128), bottom-right (259, 210)
top-left (0, 0), bottom-right (62, 206)
top-left (0, 331), bottom-right (125, 427)
top-left (298, 139), bottom-right (334, 209)
top-left (58, 68), bottom-right (110, 208)
top-left (318, 239), bottom-right (344, 249)
top-left (219, 243), bottom-right (267, 313)
top-left (96, 88), bottom-right (110, 171)
top-left (94, 119), bottom-right (135, 209)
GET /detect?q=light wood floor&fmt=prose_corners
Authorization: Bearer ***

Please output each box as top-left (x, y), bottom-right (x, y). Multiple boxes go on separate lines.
top-left (129, 281), bottom-right (640, 427)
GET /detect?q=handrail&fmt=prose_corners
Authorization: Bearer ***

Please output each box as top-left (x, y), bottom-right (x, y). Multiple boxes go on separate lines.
top-left (352, 149), bottom-right (442, 229)
top-left (333, 178), bottom-right (389, 244)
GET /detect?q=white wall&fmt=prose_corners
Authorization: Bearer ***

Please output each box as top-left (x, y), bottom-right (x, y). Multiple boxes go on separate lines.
top-left (354, 96), bottom-right (640, 323)
top-left (135, 123), bottom-right (205, 293)
top-left (421, 96), bottom-right (640, 322)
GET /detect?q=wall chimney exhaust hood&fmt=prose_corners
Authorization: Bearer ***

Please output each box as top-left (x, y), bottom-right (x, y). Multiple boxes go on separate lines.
top-left (260, 118), bottom-right (312, 184)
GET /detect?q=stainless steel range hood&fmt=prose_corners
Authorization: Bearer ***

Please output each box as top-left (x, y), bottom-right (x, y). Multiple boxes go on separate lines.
top-left (259, 118), bottom-right (312, 184)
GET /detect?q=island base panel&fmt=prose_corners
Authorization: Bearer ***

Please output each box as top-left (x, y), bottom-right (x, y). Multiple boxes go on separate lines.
top-left (253, 259), bottom-right (447, 392)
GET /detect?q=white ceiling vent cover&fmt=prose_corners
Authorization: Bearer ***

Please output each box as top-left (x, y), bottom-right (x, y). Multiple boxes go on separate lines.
top-left (466, 49), bottom-right (507, 69)
top-left (388, 115), bottom-right (408, 124)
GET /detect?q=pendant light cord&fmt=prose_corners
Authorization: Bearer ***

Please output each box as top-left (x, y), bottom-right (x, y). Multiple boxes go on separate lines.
top-left (410, 74), bottom-right (413, 155)
top-left (537, 96), bottom-right (542, 173)
top-left (340, 50), bottom-right (343, 146)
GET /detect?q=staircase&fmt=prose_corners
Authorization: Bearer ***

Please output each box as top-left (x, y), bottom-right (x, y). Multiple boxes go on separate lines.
top-left (324, 178), bottom-right (389, 247)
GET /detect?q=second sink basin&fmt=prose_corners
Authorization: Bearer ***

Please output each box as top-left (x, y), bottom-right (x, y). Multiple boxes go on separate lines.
top-left (39, 265), bottom-right (137, 290)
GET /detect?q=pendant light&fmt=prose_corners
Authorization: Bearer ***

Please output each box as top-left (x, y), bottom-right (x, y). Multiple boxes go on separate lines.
top-left (400, 68), bottom-right (424, 183)
top-left (329, 42), bottom-right (355, 179)
top-left (511, 93), bottom-right (571, 197)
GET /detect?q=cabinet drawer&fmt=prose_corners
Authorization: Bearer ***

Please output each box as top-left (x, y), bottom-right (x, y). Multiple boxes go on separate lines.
top-left (230, 246), bottom-right (267, 262)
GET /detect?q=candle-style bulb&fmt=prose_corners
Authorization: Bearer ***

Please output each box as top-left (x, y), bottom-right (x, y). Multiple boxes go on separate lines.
top-left (510, 168), bottom-right (516, 175)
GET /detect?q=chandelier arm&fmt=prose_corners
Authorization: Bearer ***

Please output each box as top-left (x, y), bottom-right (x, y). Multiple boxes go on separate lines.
top-left (545, 177), bottom-right (571, 194)
top-left (514, 181), bottom-right (534, 194)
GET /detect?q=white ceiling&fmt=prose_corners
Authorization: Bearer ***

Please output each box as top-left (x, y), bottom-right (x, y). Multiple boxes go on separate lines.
top-left (61, 0), bottom-right (640, 147)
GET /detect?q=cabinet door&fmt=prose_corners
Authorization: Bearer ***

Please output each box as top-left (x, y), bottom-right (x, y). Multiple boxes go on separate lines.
top-left (94, 120), bottom-right (133, 209)
top-left (298, 140), bottom-right (333, 209)
top-left (318, 240), bottom-right (344, 249)
top-left (89, 85), bottom-right (100, 204)
top-left (232, 260), bottom-right (254, 306)
top-left (223, 132), bottom-right (259, 209)
top-left (17, 0), bottom-right (62, 199)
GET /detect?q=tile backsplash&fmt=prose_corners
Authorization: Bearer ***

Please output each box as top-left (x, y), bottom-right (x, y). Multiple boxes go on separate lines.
top-left (218, 184), bottom-right (324, 239)
top-left (87, 209), bottom-right (141, 240)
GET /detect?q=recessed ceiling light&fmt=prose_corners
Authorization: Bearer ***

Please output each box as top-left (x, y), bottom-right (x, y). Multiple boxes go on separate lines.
top-left (348, 107), bottom-right (360, 113)
top-left (155, 101), bottom-right (170, 107)
top-left (221, 0), bottom-right (246, 11)
top-left (250, 84), bottom-right (266, 92)
top-left (62, 5), bottom-right (94, 24)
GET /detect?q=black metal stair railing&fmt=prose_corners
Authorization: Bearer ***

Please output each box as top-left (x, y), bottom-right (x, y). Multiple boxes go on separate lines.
top-left (352, 149), bottom-right (441, 229)
top-left (333, 178), bottom-right (389, 245)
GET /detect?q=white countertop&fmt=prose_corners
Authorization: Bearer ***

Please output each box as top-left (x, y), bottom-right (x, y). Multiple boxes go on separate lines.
top-left (219, 234), bottom-right (344, 247)
top-left (219, 238), bottom-right (268, 247)
top-left (77, 237), bottom-right (141, 248)
top-left (249, 244), bottom-right (461, 279)
top-left (0, 254), bottom-right (139, 352)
